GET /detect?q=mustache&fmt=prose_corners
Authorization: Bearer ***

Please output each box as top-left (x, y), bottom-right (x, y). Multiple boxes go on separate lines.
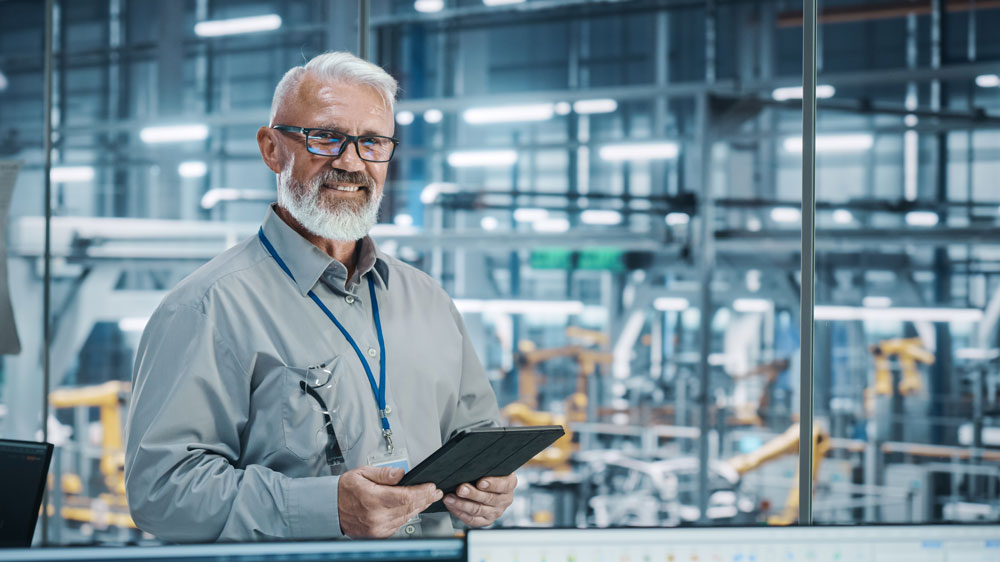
top-left (314, 169), bottom-right (376, 190)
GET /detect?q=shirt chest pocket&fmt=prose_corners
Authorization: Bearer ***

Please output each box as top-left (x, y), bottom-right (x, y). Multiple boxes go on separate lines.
top-left (279, 357), bottom-right (364, 461)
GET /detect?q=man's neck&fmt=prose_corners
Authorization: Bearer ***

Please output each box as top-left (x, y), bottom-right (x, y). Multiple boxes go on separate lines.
top-left (275, 205), bottom-right (359, 281)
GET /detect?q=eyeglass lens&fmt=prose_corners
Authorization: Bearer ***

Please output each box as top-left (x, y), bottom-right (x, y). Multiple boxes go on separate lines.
top-left (305, 130), bottom-right (394, 162)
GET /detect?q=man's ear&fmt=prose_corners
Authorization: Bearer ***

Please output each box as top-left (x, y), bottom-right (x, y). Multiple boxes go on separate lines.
top-left (257, 126), bottom-right (284, 174)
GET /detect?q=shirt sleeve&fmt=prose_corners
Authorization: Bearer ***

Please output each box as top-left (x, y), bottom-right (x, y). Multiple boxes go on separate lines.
top-left (444, 301), bottom-right (502, 438)
top-left (124, 303), bottom-right (343, 542)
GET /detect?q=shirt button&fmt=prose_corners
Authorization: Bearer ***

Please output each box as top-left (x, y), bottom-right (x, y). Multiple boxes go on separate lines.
top-left (404, 524), bottom-right (415, 535)
top-left (367, 347), bottom-right (377, 358)
top-left (345, 295), bottom-right (355, 304)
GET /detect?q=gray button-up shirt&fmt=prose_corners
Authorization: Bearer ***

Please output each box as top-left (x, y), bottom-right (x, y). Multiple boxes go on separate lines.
top-left (124, 206), bottom-right (501, 542)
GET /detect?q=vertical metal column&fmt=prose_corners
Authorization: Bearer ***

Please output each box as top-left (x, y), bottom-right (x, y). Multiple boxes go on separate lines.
top-left (695, 93), bottom-right (714, 524)
top-left (798, 0), bottom-right (818, 527)
top-left (358, 0), bottom-right (370, 60)
top-left (41, 0), bottom-right (55, 545)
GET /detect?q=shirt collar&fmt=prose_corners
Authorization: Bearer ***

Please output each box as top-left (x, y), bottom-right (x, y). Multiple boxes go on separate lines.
top-left (260, 205), bottom-right (390, 296)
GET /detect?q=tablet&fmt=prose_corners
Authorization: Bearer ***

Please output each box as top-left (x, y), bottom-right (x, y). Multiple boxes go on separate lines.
top-left (397, 425), bottom-right (565, 513)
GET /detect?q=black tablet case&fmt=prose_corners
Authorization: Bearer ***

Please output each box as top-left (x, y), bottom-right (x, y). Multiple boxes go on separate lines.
top-left (397, 425), bottom-right (564, 513)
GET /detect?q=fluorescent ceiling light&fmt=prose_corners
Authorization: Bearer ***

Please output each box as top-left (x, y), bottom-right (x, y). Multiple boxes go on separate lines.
top-left (955, 348), bottom-right (1000, 361)
top-left (733, 298), bottom-right (772, 313)
top-left (975, 74), bottom-right (1000, 88)
top-left (815, 305), bottom-right (983, 323)
top-left (395, 110), bottom-right (415, 125)
top-left (200, 188), bottom-right (274, 209)
top-left (140, 124), bottom-right (209, 143)
top-left (423, 109), bottom-right (443, 124)
top-left (480, 216), bottom-right (499, 231)
top-left (771, 84), bottom-right (835, 101)
top-left (414, 0), bottom-right (444, 12)
top-left (393, 213), bottom-right (414, 227)
top-left (483, 0), bottom-right (526, 5)
top-left (665, 212), bottom-right (690, 226)
top-left (178, 161), bottom-right (207, 178)
top-left (784, 134), bottom-right (873, 153)
top-left (50, 166), bottom-right (95, 183)
top-left (532, 217), bottom-right (570, 233)
top-left (653, 297), bottom-right (690, 311)
top-left (863, 296), bottom-right (892, 308)
top-left (554, 102), bottom-right (571, 115)
top-left (832, 209), bottom-right (854, 224)
top-left (573, 98), bottom-right (618, 114)
top-left (770, 207), bottom-right (801, 223)
top-left (580, 209), bottom-right (622, 225)
top-left (904, 114), bottom-right (919, 127)
top-left (455, 298), bottom-right (583, 315)
top-left (0, 69), bottom-right (7, 91)
top-left (194, 14), bottom-right (282, 37)
top-left (513, 208), bottom-right (548, 223)
top-left (600, 142), bottom-right (679, 161)
top-left (905, 210), bottom-right (939, 227)
top-left (463, 103), bottom-right (554, 124)
top-left (447, 150), bottom-right (517, 167)
top-left (118, 317), bottom-right (149, 332)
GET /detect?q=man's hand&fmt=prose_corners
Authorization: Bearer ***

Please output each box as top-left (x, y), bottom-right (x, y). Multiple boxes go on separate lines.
top-left (338, 465), bottom-right (442, 538)
top-left (443, 474), bottom-right (517, 528)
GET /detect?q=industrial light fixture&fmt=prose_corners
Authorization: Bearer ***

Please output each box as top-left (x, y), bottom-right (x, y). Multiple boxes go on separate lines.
top-left (513, 208), bottom-right (548, 223)
top-left (653, 297), bottom-right (690, 311)
top-left (420, 182), bottom-right (458, 204)
top-left (480, 216), bottom-right (499, 231)
top-left (447, 150), bottom-right (517, 167)
top-left (414, 0), bottom-right (444, 13)
top-left (832, 209), bottom-right (854, 224)
top-left (482, 0), bottom-right (526, 6)
top-left (178, 161), bottom-right (207, 178)
top-left (463, 103), bottom-right (554, 124)
top-left (573, 98), bottom-right (618, 114)
top-left (783, 134), bottom-right (873, 153)
top-left (771, 84), bottom-right (835, 101)
top-left (599, 142), bottom-right (679, 161)
top-left (393, 213), bottom-right (414, 227)
top-left (118, 317), bottom-right (149, 332)
top-left (0, 69), bottom-right (7, 91)
top-left (580, 209), bottom-right (622, 225)
top-left (862, 296), bottom-right (892, 308)
top-left (194, 14), bottom-right (282, 37)
top-left (395, 110), bottom-right (415, 125)
top-left (423, 109), bottom-right (443, 123)
top-left (815, 305), bottom-right (983, 323)
top-left (140, 124), bottom-right (209, 143)
top-left (770, 207), bottom-right (801, 223)
top-left (554, 102), bottom-right (571, 115)
top-left (733, 298), bottom-right (772, 313)
top-left (454, 299), bottom-right (584, 315)
top-left (904, 210), bottom-right (939, 227)
top-left (50, 166), bottom-right (95, 183)
top-left (975, 74), bottom-right (1000, 88)
top-left (532, 217), bottom-right (570, 233)
top-left (665, 212), bottom-right (690, 226)
top-left (200, 188), bottom-right (273, 209)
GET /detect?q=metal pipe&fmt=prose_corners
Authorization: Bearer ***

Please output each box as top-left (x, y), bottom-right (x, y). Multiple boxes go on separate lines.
top-left (778, 0), bottom-right (1000, 27)
top-left (798, 0), bottom-right (818, 527)
top-left (695, 92), bottom-right (714, 524)
top-left (41, 0), bottom-right (55, 546)
top-left (358, 0), bottom-right (370, 60)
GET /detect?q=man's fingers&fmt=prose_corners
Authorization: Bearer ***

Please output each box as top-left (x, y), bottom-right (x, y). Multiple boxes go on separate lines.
top-left (445, 493), bottom-right (491, 517)
top-left (445, 496), bottom-right (497, 528)
top-left (476, 475), bottom-right (517, 494)
top-left (359, 465), bottom-right (405, 485)
top-left (454, 483), bottom-right (496, 506)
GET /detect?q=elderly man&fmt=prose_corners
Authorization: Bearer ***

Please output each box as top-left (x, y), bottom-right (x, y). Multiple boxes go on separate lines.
top-left (124, 52), bottom-right (515, 542)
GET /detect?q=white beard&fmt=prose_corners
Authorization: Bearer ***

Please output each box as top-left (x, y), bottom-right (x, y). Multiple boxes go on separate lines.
top-left (276, 155), bottom-right (383, 242)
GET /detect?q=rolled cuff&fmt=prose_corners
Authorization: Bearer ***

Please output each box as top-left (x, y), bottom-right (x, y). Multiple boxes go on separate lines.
top-left (285, 475), bottom-right (342, 540)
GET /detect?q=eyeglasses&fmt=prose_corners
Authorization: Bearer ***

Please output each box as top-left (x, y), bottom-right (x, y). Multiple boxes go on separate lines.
top-left (272, 124), bottom-right (398, 163)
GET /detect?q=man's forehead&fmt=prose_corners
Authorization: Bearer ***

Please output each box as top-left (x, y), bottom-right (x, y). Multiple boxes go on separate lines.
top-left (298, 76), bottom-right (392, 117)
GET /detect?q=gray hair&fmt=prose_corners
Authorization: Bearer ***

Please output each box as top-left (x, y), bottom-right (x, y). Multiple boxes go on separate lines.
top-left (269, 51), bottom-right (398, 124)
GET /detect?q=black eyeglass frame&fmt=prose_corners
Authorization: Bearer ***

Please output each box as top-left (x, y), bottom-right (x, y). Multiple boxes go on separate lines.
top-left (271, 124), bottom-right (399, 163)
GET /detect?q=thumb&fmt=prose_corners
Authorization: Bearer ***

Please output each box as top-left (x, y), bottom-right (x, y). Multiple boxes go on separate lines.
top-left (359, 465), bottom-right (405, 485)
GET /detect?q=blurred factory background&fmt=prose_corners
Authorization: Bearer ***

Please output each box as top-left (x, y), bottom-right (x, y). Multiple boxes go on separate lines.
top-left (1, 0), bottom-right (999, 545)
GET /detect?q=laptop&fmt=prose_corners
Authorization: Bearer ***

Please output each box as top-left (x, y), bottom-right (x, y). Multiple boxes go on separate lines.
top-left (0, 439), bottom-right (53, 547)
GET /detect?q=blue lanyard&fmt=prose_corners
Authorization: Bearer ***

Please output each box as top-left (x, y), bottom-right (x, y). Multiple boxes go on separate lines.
top-left (257, 228), bottom-right (394, 452)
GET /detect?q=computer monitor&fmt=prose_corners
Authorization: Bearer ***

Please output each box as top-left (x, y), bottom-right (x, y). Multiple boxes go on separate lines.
top-left (0, 439), bottom-right (53, 548)
top-left (467, 525), bottom-right (1000, 562)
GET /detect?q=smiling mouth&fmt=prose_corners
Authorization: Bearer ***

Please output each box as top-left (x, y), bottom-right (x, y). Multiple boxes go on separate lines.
top-left (324, 184), bottom-right (366, 193)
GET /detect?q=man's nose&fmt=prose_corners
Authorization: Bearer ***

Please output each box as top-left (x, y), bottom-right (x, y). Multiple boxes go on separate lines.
top-left (331, 141), bottom-right (366, 172)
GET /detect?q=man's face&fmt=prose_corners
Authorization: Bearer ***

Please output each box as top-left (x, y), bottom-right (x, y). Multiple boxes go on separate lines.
top-left (268, 75), bottom-right (395, 241)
